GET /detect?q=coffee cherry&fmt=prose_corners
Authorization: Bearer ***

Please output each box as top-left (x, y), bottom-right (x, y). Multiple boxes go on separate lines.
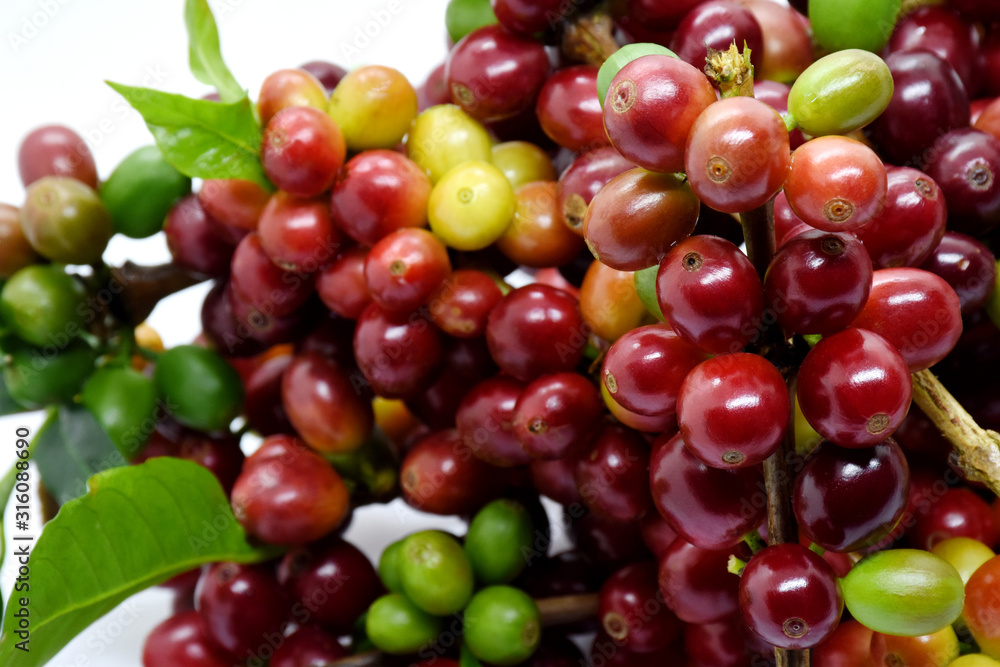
top-left (365, 228), bottom-right (451, 313)
top-left (457, 375), bottom-right (531, 467)
top-left (316, 247), bottom-right (372, 320)
top-left (427, 269), bottom-right (503, 338)
top-left (512, 372), bottom-right (603, 460)
top-left (406, 104), bottom-right (492, 183)
top-left (535, 65), bottom-right (606, 152)
top-left (400, 429), bottom-right (504, 515)
top-left (850, 268), bottom-right (963, 372)
top-left (446, 24), bottom-right (549, 122)
top-left (793, 439), bottom-right (910, 552)
top-left (330, 150), bottom-right (431, 247)
top-left (231, 435), bottom-right (349, 545)
top-left (257, 68), bottom-right (328, 126)
top-left (603, 54), bottom-right (717, 174)
top-left (154, 345), bottom-right (244, 432)
top-left (931, 537), bottom-right (996, 584)
top-left (328, 65), bottom-right (417, 150)
top-left (195, 562), bottom-right (290, 660)
top-left (198, 179), bottom-right (271, 231)
top-left (463, 586), bottom-right (541, 666)
top-left (739, 544), bottom-right (844, 649)
top-left (102, 145), bottom-right (192, 239)
top-left (0, 264), bottom-right (86, 347)
top-left (677, 353), bottom-right (790, 469)
top-left (3, 337), bottom-right (96, 409)
top-left (399, 530), bottom-right (473, 615)
top-left (870, 627), bottom-right (960, 667)
top-left (262, 106), bottom-right (346, 198)
top-left (575, 423), bottom-right (652, 522)
top-left (685, 96), bottom-right (790, 213)
top-left (142, 611), bottom-right (232, 667)
top-left (366, 593), bottom-right (443, 654)
top-left (599, 561), bottom-right (681, 653)
top-left (585, 168), bottom-right (700, 271)
top-left (658, 538), bottom-right (743, 624)
top-left (921, 231), bottom-right (997, 314)
top-left (354, 304), bottom-right (444, 399)
top-left (165, 196), bottom-right (238, 277)
top-left (655, 235), bottom-right (764, 355)
top-left (672, 1), bottom-right (765, 71)
top-left (965, 555), bottom-right (1000, 658)
top-left (650, 433), bottom-right (766, 550)
top-left (428, 160), bottom-right (515, 251)
top-left (20, 176), bottom-right (112, 264)
top-left (559, 146), bottom-right (635, 235)
top-left (841, 549), bottom-right (965, 637)
top-left (497, 181), bottom-right (584, 268)
top-left (796, 328), bottom-right (911, 447)
top-left (278, 537), bottom-right (382, 633)
top-left (486, 284), bottom-right (584, 382)
top-left (763, 229), bottom-right (873, 335)
top-left (922, 128), bottom-right (1000, 237)
top-left (491, 141), bottom-right (556, 189)
top-left (18, 124), bottom-right (98, 189)
top-left (465, 499), bottom-right (534, 584)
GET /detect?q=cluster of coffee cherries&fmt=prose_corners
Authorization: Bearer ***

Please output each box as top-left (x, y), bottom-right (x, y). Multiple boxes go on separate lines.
top-left (7, 0), bottom-right (1000, 665)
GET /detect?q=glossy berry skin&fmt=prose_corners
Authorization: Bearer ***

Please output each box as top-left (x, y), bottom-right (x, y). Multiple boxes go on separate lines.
top-left (229, 232), bottom-right (315, 317)
top-left (262, 106), bottom-right (346, 198)
top-left (599, 561), bottom-right (681, 654)
top-left (850, 268), bottom-right (963, 372)
top-left (909, 488), bottom-right (998, 551)
top-left (763, 230), bottom-right (873, 335)
top-left (445, 24), bottom-right (549, 122)
top-left (601, 324), bottom-right (706, 418)
top-left (558, 147), bottom-right (635, 234)
top-left (921, 232), bottom-right (997, 314)
top-left (579, 261), bottom-right (649, 343)
top-left (195, 562), bottom-right (290, 660)
top-left (784, 136), bottom-right (887, 233)
top-left (869, 628), bottom-right (960, 667)
top-left (278, 538), bottom-right (382, 633)
top-left (257, 68), bottom-right (327, 127)
top-left (142, 611), bottom-right (232, 667)
top-left (197, 179), bottom-right (270, 232)
top-left (683, 616), bottom-right (753, 667)
top-left (486, 284), bottom-right (584, 382)
top-left (457, 375), bottom-right (531, 468)
top-left (330, 150), bottom-right (431, 247)
top-left (684, 96), bottom-right (790, 213)
top-left (400, 429), bottom-right (504, 515)
top-left (498, 181), bottom-right (584, 268)
top-left (656, 235), bottom-right (765, 355)
top-left (677, 353), bottom-right (790, 469)
top-left (923, 128), bottom-right (1000, 237)
top-left (867, 51), bottom-right (970, 167)
top-left (269, 626), bottom-right (347, 667)
top-left (18, 124), bottom-right (98, 189)
top-left (887, 6), bottom-right (981, 96)
top-left (316, 247), bottom-right (372, 319)
top-left (354, 304), bottom-right (444, 399)
top-left (650, 433), bottom-right (766, 550)
top-left (797, 328), bottom-right (912, 448)
top-left (231, 435), bottom-right (349, 545)
top-left (512, 372), bottom-right (603, 460)
top-left (281, 352), bottom-right (373, 454)
top-left (530, 457), bottom-right (583, 507)
top-left (299, 60), bottom-right (347, 90)
top-left (855, 166), bottom-right (947, 270)
top-left (575, 424), bottom-right (653, 522)
top-left (964, 555), bottom-right (1000, 658)
top-left (427, 269), bottom-right (503, 338)
top-left (739, 544), bottom-right (844, 649)
top-left (794, 439), bottom-right (910, 552)
top-left (657, 539), bottom-right (743, 624)
top-left (811, 619), bottom-right (876, 667)
top-left (535, 66), bottom-right (606, 152)
top-left (584, 168), bottom-right (700, 271)
top-left (364, 228), bottom-right (451, 314)
top-left (257, 192), bottom-right (340, 273)
top-left (603, 55), bottom-right (718, 174)
top-left (492, 0), bottom-right (565, 34)
top-left (671, 1), bottom-right (765, 72)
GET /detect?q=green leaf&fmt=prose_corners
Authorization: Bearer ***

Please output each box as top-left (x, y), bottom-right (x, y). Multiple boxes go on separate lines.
top-left (32, 405), bottom-right (124, 505)
top-left (106, 82), bottom-right (269, 189)
top-left (0, 458), bottom-right (276, 666)
top-left (634, 265), bottom-right (665, 322)
top-left (184, 0), bottom-right (244, 103)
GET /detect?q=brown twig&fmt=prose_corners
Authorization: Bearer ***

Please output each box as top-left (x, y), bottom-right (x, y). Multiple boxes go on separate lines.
top-left (911, 369), bottom-right (1000, 497)
top-left (560, 11), bottom-right (618, 66)
top-left (109, 261), bottom-right (207, 325)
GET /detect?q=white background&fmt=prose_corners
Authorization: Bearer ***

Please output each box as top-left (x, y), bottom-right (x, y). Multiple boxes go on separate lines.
top-left (0, 0), bottom-right (498, 664)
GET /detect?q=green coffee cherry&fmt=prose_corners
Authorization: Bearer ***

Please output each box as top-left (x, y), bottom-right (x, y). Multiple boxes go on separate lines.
top-left (378, 540), bottom-right (406, 594)
top-left (153, 345), bottom-right (244, 432)
top-left (365, 593), bottom-right (442, 654)
top-left (809, 0), bottom-right (901, 53)
top-left (82, 365), bottom-right (159, 459)
top-left (101, 145), bottom-right (191, 239)
top-left (399, 530), bottom-right (474, 615)
top-left (0, 264), bottom-right (86, 347)
top-left (3, 337), bottom-right (96, 408)
top-left (787, 50), bottom-right (894, 137)
top-left (445, 0), bottom-right (497, 44)
top-left (841, 548), bottom-right (965, 637)
top-left (465, 499), bottom-right (534, 584)
top-left (463, 586), bottom-right (541, 666)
